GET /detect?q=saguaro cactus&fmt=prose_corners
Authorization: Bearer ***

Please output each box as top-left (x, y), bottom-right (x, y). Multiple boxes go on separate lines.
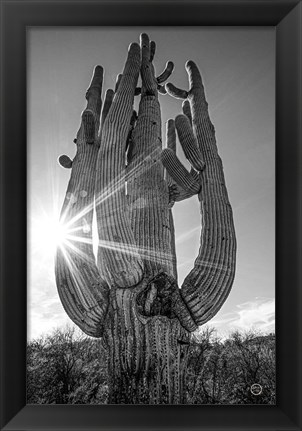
top-left (55, 34), bottom-right (236, 404)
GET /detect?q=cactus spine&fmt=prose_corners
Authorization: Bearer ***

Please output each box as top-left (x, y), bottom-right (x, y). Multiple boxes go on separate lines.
top-left (55, 35), bottom-right (236, 404)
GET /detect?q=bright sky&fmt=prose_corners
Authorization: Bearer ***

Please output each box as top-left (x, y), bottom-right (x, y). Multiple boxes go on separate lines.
top-left (27, 27), bottom-right (275, 340)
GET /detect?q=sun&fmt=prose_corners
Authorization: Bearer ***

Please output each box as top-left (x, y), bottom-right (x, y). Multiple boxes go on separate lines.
top-left (31, 213), bottom-right (69, 257)
top-left (30, 203), bottom-right (100, 260)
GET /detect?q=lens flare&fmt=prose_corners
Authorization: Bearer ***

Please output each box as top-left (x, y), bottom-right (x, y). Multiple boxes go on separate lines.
top-left (31, 215), bottom-right (69, 256)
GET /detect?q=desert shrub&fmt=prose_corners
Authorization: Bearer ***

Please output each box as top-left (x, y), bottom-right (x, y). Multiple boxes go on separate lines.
top-left (27, 325), bottom-right (108, 404)
top-left (186, 328), bottom-right (275, 404)
top-left (27, 326), bottom-right (275, 404)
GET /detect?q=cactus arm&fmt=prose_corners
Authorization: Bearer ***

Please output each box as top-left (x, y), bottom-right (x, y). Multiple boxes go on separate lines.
top-left (100, 89), bottom-right (114, 129)
top-left (55, 66), bottom-right (109, 338)
top-left (133, 40), bottom-right (174, 99)
top-left (163, 61), bottom-right (237, 327)
top-left (163, 118), bottom-right (201, 207)
top-left (161, 148), bottom-right (201, 194)
top-left (156, 61), bottom-right (174, 84)
top-left (174, 115), bottom-right (205, 172)
top-left (125, 34), bottom-right (175, 277)
top-left (149, 40), bottom-right (156, 62)
top-left (95, 43), bottom-right (144, 288)
top-left (166, 82), bottom-right (188, 100)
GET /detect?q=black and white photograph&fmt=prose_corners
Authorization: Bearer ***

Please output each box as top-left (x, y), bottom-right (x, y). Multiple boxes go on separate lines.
top-left (27, 27), bottom-right (275, 405)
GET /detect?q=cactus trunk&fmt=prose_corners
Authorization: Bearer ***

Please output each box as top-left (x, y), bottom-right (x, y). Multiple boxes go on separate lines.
top-left (103, 286), bottom-right (190, 404)
top-left (103, 73), bottom-right (189, 402)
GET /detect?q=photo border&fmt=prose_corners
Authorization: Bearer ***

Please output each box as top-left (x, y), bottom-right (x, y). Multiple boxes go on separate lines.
top-left (1, 1), bottom-right (301, 430)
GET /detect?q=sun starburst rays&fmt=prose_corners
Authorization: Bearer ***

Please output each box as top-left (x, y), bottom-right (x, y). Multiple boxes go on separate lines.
top-left (32, 147), bottom-right (169, 279)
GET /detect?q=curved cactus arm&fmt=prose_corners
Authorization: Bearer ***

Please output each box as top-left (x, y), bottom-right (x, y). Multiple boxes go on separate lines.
top-left (162, 118), bottom-right (202, 207)
top-left (156, 61), bottom-right (174, 85)
top-left (95, 43), bottom-right (144, 288)
top-left (165, 83), bottom-right (188, 100)
top-left (161, 147), bottom-right (201, 194)
top-left (163, 61), bottom-right (237, 327)
top-left (134, 40), bottom-right (174, 98)
top-left (55, 66), bottom-right (109, 338)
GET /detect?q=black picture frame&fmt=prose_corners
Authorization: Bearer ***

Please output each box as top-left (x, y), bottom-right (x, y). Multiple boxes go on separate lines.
top-left (0, 0), bottom-right (301, 430)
